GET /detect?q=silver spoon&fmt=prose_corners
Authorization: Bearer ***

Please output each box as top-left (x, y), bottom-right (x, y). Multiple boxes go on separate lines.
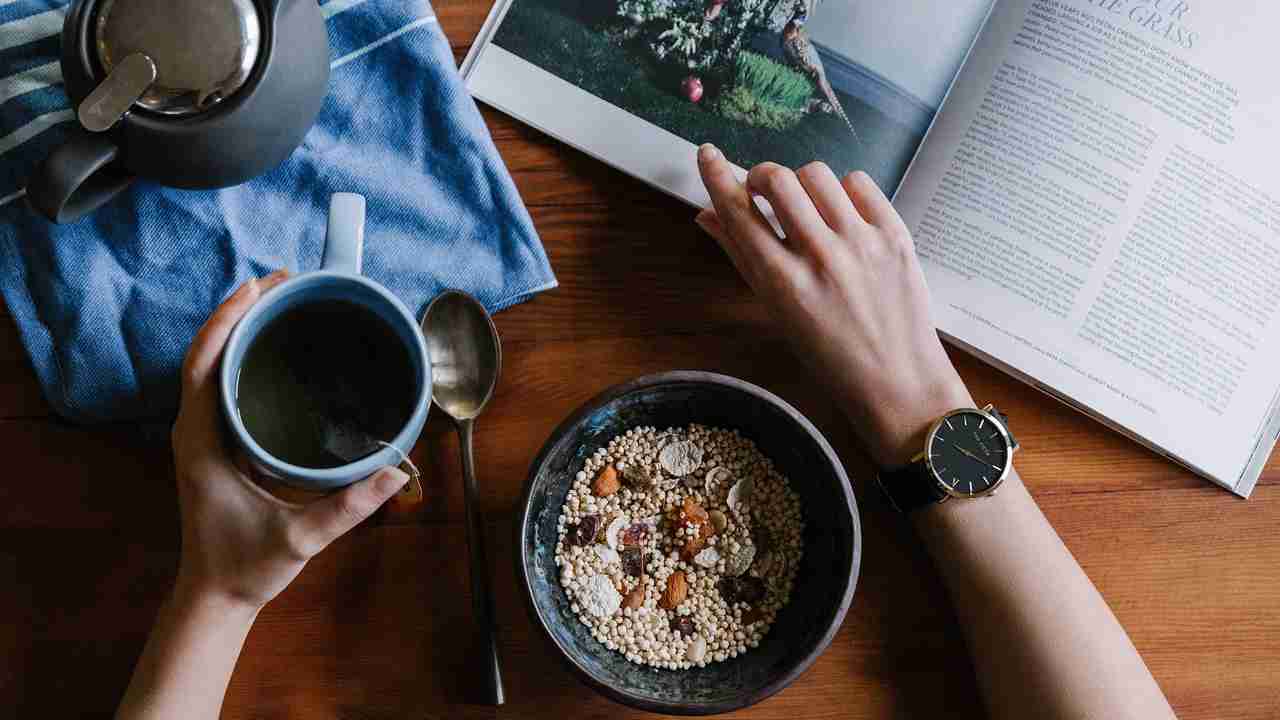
top-left (422, 290), bottom-right (505, 706)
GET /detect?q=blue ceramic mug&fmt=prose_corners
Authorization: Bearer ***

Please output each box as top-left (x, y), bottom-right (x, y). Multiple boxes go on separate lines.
top-left (219, 193), bottom-right (432, 490)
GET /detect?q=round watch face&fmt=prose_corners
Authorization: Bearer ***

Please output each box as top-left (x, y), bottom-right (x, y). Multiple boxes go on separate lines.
top-left (927, 410), bottom-right (1011, 497)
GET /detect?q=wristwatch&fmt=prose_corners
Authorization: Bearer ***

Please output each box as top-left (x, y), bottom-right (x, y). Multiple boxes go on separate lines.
top-left (876, 404), bottom-right (1019, 513)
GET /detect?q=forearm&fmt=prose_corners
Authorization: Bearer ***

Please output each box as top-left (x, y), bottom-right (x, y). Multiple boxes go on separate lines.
top-left (913, 471), bottom-right (1176, 720)
top-left (117, 580), bottom-right (259, 720)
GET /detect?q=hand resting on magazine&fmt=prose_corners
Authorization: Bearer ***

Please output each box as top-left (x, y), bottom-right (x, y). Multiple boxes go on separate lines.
top-left (694, 144), bottom-right (1177, 720)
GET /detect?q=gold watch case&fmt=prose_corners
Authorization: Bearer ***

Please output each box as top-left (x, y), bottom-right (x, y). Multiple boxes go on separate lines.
top-left (912, 404), bottom-right (1018, 501)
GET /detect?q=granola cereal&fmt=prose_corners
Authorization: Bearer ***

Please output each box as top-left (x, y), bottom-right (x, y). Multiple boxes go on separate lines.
top-left (555, 425), bottom-right (804, 670)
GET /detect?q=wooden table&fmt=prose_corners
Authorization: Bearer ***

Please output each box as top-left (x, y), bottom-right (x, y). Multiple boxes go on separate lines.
top-left (3, 4), bottom-right (1279, 718)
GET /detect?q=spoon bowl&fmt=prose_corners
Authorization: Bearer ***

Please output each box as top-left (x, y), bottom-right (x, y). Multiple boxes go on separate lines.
top-left (424, 291), bottom-right (501, 420)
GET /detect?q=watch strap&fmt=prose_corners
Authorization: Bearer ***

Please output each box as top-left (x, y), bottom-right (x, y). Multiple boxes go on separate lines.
top-left (875, 460), bottom-right (947, 513)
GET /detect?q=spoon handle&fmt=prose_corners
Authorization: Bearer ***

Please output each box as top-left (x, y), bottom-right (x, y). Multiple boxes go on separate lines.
top-left (458, 418), bottom-right (505, 705)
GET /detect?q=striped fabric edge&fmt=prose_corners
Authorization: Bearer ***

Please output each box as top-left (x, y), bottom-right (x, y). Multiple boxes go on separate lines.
top-left (0, 2), bottom-right (442, 207)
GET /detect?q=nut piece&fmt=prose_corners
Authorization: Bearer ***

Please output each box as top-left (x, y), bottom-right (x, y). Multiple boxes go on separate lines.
top-left (592, 464), bottom-right (621, 497)
top-left (659, 440), bottom-right (704, 476)
top-left (708, 509), bottom-right (728, 534)
top-left (583, 574), bottom-right (623, 617)
top-left (692, 546), bottom-right (721, 568)
top-left (593, 545), bottom-right (620, 565)
top-left (727, 477), bottom-right (754, 515)
top-left (605, 516), bottom-right (629, 549)
top-left (659, 570), bottom-right (689, 609)
top-left (622, 583), bottom-right (646, 610)
top-left (687, 636), bottom-right (707, 663)
top-left (704, 466), bottom-right (734, 494)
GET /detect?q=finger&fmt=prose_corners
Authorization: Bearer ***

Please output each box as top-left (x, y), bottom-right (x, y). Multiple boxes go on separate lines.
top-left (746, 162), bottom-right (830, 249)
top-left (182, 270), bottom-right (291, 393)
top-left (694, 208), bottom-right (730, 245)
top-left (176, 270), bottom-right (291, 449)
top-left (295, 467), bottom-right (409, 550)
top-left (795, 161), bottom-right (863, 232)
top-left (697, 145), bottom-right (796, 281)
top-left (841, 171), bottom-right (907, 234)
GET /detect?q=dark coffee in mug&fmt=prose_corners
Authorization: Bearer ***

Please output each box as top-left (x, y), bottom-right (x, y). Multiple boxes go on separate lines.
top-left (235, 299), bottom-right (418, 469)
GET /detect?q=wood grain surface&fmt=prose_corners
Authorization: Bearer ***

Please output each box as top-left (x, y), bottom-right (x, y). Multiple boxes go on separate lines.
top-left (2, 4), bottom-right (1278, 718)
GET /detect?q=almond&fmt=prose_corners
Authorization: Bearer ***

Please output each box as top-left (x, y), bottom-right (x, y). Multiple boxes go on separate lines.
top-left (592, 464), bottom-right (621, 497)
top-left (622, 583), bottom-right (646, 610)
top-left (659, 570), bottom-right (688, 609)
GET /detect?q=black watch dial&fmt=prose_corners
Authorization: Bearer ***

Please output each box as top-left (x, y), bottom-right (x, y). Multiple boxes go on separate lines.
top-left (927, 410), bottom-right (1011, 497)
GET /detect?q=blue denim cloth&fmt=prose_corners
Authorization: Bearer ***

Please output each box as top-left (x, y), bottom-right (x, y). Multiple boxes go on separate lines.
top-left (0, 0), bottom-right (555, 422)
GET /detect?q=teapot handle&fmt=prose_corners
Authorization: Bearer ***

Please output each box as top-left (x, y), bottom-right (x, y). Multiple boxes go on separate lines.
top-left (26, 130), bottom-right (135, 223)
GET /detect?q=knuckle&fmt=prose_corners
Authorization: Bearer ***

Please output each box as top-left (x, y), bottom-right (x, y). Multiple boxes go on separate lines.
top-left (797, 161), bottom-right (830, 181)
top-left (283, 523), bottom-right (315, 561)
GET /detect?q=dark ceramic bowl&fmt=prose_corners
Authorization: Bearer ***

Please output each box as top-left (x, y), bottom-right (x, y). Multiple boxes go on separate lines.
top-left (518, 372), bottom-right (861, 715)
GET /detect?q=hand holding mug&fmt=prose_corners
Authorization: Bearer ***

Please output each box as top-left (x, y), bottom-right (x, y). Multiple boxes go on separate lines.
top-left (171, 271), bottom-right (408, 610)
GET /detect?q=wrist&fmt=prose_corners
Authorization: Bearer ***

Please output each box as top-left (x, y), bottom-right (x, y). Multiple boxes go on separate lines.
top-left (861, 372), bottom-right (974, 468)
top-left (172, 573), bottom-right (265, 624)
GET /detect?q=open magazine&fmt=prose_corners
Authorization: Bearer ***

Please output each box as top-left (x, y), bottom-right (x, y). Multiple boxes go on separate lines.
top-left (463, 0), bottom-right (1280, 497)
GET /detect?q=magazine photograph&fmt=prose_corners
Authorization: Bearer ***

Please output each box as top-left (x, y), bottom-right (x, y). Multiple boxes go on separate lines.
top-left (481, 0), bottom-right (991, 194)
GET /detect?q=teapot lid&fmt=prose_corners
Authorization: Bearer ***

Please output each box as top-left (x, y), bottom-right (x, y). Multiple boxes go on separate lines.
top-left (94, 0), bottom-right (262, 116)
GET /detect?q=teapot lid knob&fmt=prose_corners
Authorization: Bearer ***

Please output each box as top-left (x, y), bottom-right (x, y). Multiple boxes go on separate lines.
top-left (93, 0), bottom-right (263, 117)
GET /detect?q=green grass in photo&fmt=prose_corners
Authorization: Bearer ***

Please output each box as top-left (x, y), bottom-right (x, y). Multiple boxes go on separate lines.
top-left (490, 0), bottom-right (927, 193)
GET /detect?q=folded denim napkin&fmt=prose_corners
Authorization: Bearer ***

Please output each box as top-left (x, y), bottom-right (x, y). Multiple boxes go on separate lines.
top-left (0, 0), bottom-right (554, 422)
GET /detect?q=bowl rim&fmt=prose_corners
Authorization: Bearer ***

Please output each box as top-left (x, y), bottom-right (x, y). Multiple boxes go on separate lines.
top-left (515, 370), bottom-right (862, 715)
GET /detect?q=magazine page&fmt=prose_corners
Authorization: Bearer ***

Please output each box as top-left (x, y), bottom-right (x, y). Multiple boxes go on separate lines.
top-left (895, 0), bottom-right (1280, 494)
top-left (465, 0), bottom-right (994, 203)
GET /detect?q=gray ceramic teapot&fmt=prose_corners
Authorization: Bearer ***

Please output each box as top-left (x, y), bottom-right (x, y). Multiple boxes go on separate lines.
top-left (27, 0), bottom-right (330, 223)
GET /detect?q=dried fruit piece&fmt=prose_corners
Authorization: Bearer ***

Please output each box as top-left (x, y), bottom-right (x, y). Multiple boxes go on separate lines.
top-left (570, 514), bottom-right (602, 546)
top-left (698, 521), bottom-right (716, 540)
top-left (687, 636), bottom-right (707, 663)
top-left (659, 570), bottom-right (689, 609)
top-left (727, 477), bottom-right (754, 515)
top-left (605, 516), bottom-right (629, 549)
top-left (620, 463), bottom-right (656, 491)
top-left (680, 536), bottom-right (707, 561)
top-left (752, 550), bottom-right (776, 577)
top-left (692, 546), bottom-right (721, 568)
top-left (622, 583), bottom-right (645, 610)
top-left (738, 576), bottom-right (767, 604)
top-left (753, 523), bottom-right (775, 555)
top-left (681, 497), bottom-right (709, 524)
top-left (718, 576), bottom-right (741, 604)
top-left (620, 523), bottom-right (650, 547)
top-left (582, 574), bottom-right (623, 617)
top-left (708, 509), bottom-right (728, 534)
top-left (670, 615), bottom-right (695, 636)
top-left (621, 547), bottom-right (645, 577)
top-left (592, 464), bottom-right (621, 497)
top-left (659, 440), bottom-right (704, 477)
top-left (741, 607), bottom-right (765, 626)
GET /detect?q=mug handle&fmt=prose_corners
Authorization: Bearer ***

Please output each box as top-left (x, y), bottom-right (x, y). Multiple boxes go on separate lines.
top-left (26, 130), bottom-right (135, 223)
top-left (323, 193), bottom-right (366, 275)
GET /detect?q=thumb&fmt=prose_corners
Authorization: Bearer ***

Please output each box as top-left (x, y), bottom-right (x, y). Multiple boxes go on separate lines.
top-left (296, 467), bottom-right (408, 550)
